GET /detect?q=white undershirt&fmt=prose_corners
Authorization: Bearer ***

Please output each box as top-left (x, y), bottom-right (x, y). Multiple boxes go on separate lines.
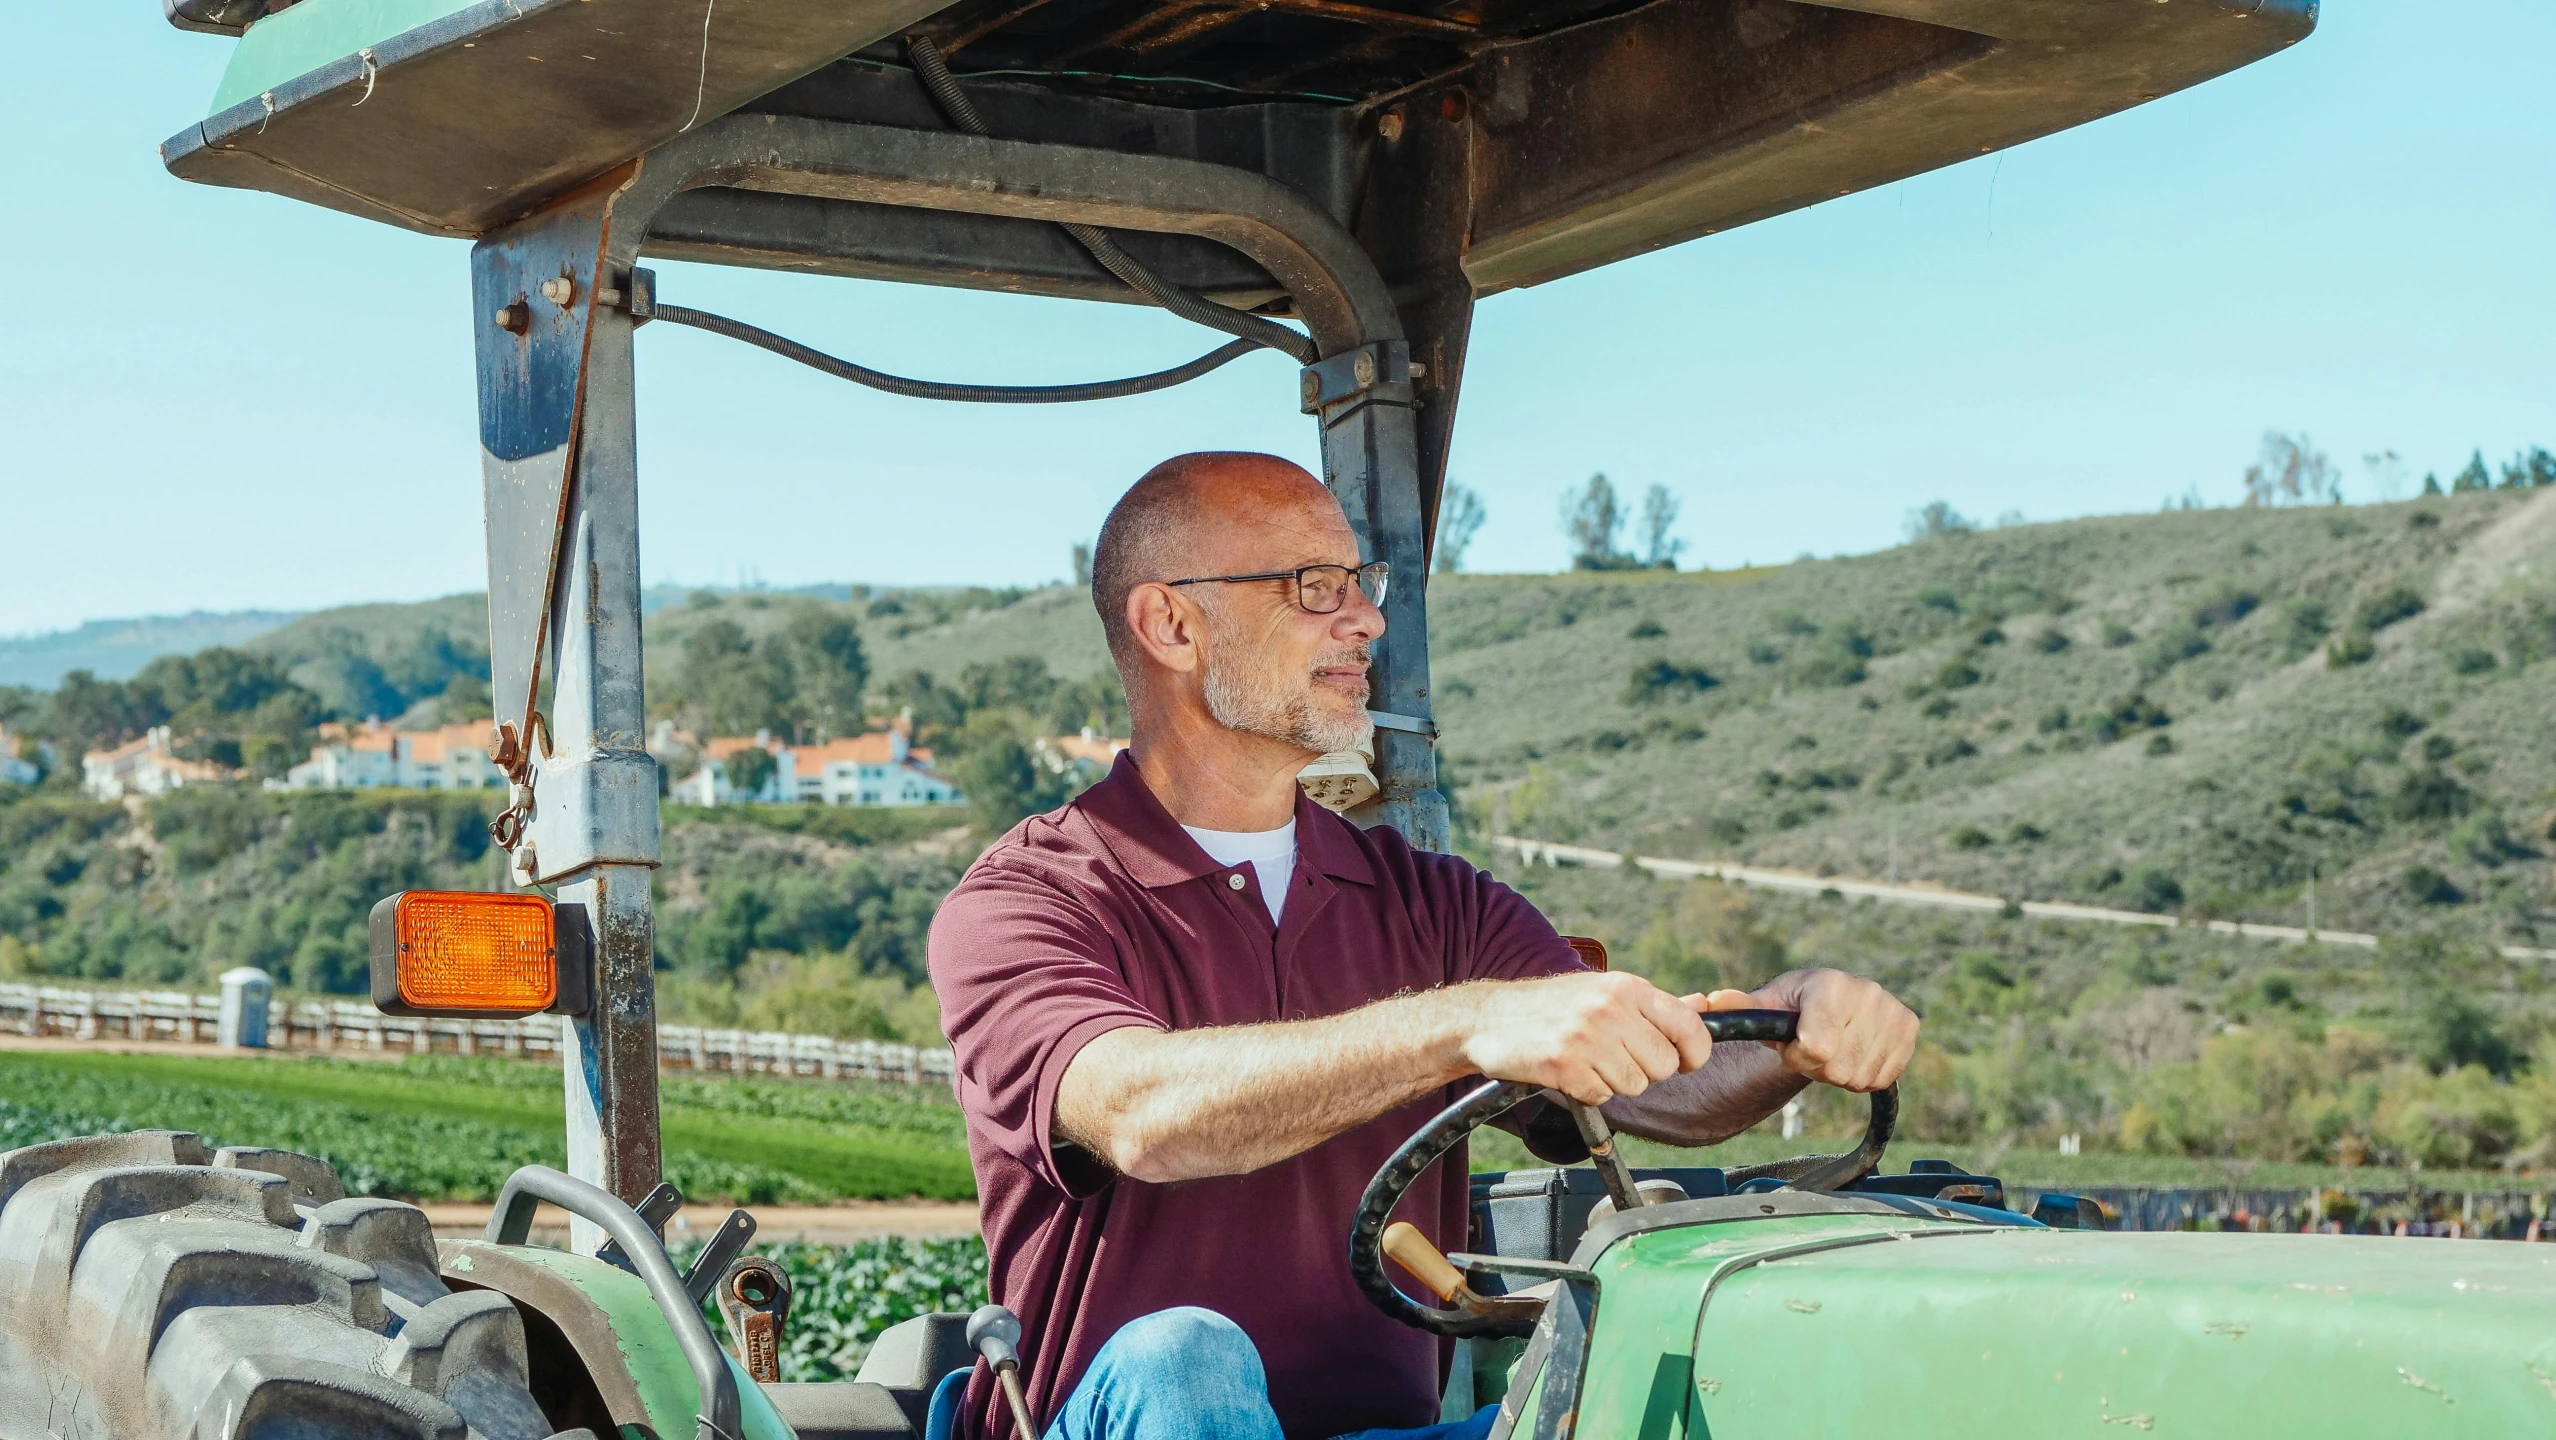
top-left (1182, 819), bottom-right (1299, 927)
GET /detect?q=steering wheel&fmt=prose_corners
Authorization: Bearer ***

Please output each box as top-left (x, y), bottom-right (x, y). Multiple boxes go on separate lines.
top-left (1347, 1009), bottom-right (1898, 1337)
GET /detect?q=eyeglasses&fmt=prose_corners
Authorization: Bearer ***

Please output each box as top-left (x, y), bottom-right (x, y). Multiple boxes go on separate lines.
top-left (1166, 561), bottom-right (1390, 615)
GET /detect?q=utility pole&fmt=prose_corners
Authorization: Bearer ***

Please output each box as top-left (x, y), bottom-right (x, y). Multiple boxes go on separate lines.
top-left (2306, 862), bottom-right (2318, 934)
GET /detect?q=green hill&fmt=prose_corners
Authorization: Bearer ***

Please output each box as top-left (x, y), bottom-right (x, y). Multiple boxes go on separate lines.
top-left (6, 487), bottom-right (2555, 1176)
top-left (1434, 489), bottom-right (2556, 949)
top-left (0, 610), bottom-right (301, 689)
top-left (705, 488), bottom-right (2553, 951)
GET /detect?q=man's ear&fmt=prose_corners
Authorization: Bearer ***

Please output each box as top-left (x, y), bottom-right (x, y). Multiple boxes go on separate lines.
top-left (1126, 583), bottom-right (1202, 675)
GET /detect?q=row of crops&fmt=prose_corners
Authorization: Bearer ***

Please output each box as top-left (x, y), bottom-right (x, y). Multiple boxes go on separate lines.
top-left (0, 1049), bottom-right (990, 1380)
top-left (0, 1049), bottom-right (976, 1202)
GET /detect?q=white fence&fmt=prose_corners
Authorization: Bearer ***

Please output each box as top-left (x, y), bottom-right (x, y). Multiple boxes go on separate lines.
top-left (0, 982), bottom-right (954, 1085)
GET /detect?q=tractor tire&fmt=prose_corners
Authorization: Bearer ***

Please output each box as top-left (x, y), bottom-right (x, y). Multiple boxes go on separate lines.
top-left (0, 1130), bottom-right (587, 1440)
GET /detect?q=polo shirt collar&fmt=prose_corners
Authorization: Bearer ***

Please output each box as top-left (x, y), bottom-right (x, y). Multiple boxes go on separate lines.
top-left (1080, 750), bottom-right (1377, 889)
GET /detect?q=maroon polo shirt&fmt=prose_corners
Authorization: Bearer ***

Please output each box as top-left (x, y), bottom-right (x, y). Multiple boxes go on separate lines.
top-left (929, 753), bottom-right (1583, 1440)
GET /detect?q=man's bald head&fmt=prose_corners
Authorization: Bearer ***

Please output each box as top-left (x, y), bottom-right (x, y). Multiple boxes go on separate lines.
top-left (1090, 452), bottom-right (1338, 665)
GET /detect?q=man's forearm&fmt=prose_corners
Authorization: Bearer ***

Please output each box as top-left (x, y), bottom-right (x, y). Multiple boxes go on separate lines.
top-left (1603, 1040), bottom-right (1807, 1147)
top-left (1055, 987), bottom-right (1485, 1184)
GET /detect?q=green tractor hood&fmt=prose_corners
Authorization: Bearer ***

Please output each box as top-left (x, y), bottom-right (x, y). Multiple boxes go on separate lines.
top-left (1550, 1197), bottom-right (2556, 1439)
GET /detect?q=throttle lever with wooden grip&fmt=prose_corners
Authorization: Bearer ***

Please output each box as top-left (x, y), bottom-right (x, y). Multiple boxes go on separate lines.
top-left (1380, 1222), bottom-right (1545, 1320)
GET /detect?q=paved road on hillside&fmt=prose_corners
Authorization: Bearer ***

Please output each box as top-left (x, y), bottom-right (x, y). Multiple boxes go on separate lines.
top-left (1493, 836), bottom-right (2556, 963)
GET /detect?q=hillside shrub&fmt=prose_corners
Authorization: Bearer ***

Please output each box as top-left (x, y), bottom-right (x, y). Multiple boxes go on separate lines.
top-left (2500, 593), bottom-right (2556, 665)
top-left (2275, 600), bottom-right (2331, 660)
top-left (2084, 694), bottom-right (2170, 743)
top-left (1933, 655), bottom-right (1981, 689)
top-left (2374, 707), bottom-right (2426, 740)
top-left (2401, 865), bottom-right (2464, 906)
top-left (2030, 628), bottom-right (2071, 654)
top-left (2128, 866), bottom-right (2184, 913)
top-left (2136, 621), bottom-right (2211, 677)
top-left (2145, 734), bottom-right (2175, 756)
top-left (2192, 586), bottom-right (2261, 628)
top-left (1948, 826), bottom-right (1992, 850)
top-left (2449, 646), bottom-right (2498, 675)
top-left (2388, 768), bottom-right (2474, 823)
top-left (1773, 801), bottom-right (1830, 830)
top-left (1925, 737), bottom-right (1978, 767)
top-left (1627, 619), bottom-right (1666, 639)
top-left (1794, 625), bottom-right (1873, 687)
top-left (2407, 989), bottom-right (2519, 1078)
top-left (2450, 812), bottom-right (2532, 866)
top-left (2325, 630), bottom-right (2376, 667)
top-left (1622, 659), bottom-right (1718, 705)
top-left (2354, 583), bottom-right (2426, 632)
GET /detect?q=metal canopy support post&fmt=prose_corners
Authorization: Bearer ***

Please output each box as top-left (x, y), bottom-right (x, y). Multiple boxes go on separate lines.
top-left (472, 173), bottom-right (664, 1254)
top-left (1306, 345), bottom-right (1446, 851)
top-left (1355, 86), bottom-right (1480, 558)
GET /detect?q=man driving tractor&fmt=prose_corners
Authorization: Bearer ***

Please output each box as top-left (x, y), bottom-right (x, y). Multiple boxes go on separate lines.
top-left (929, 452), bottom-right (1920, 1440)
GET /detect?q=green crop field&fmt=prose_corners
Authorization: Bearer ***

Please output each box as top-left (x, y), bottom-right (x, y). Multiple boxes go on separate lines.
top-left (0, 1046), bottom-right (2538, 1204)
top-left (0, 1050), bottom-right (973, 1203)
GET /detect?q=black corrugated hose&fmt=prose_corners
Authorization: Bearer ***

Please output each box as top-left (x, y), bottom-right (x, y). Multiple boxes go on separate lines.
top-left (903, 34), bottom-right (1320, 365)
top-left (624, 39), bottom-right (1314, 402)
top-left (648, 302), bottom-right (1263, 403)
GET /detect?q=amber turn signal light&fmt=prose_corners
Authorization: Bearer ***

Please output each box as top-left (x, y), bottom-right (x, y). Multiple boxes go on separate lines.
top-left (367, 891), bottom-right (589, 1018)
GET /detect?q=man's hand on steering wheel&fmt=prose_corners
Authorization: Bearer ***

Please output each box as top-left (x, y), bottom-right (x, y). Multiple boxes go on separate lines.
top-left (1457, 971), bottom-right (1718, 1106)
top-left (1707, 968), bottom-right (1919, 1094)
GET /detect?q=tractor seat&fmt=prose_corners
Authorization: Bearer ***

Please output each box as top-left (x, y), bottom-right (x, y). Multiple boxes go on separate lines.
top-left (761, 1310), bottom-right (980, 1439)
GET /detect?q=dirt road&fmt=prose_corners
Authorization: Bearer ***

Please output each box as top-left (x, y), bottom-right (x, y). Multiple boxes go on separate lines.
top-left (419, 1200), bottom-right (980, 1243)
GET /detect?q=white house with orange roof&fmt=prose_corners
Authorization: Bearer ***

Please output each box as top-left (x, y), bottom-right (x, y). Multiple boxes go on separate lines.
top-left (670, 725), bottom-right (962, 808)
top-left (276, 721), bottom-right (504, 792)
top-left (82, 727), bottom-right (238, 800)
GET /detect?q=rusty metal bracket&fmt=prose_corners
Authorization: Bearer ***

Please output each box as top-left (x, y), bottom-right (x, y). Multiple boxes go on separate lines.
top-left (472, 163), bottom-right (639, 797)
top-left (716, 1257), bottom-right (794, 1385)
top-left (1299, 339), bottom-right (1417, 420)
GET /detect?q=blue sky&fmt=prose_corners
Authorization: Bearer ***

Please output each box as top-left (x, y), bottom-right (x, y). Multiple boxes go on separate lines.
top-left (4, 3), bottom-right (2552, 638)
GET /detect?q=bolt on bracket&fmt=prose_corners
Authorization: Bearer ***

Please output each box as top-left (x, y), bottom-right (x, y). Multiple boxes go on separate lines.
top-left (1301, 339), bottom-right (1415, 420)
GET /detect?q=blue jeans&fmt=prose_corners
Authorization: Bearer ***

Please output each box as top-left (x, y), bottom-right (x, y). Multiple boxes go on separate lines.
top-left (1045, 1307), bottom-right (1497, 1440)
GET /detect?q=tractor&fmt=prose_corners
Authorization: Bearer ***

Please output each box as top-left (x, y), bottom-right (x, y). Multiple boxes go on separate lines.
top-left (11, 1), bottom-right (2549, 1436)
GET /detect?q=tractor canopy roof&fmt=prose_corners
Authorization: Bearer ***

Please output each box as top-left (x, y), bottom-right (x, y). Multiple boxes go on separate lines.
top-left (162, 0), bottom-right (2312, 298)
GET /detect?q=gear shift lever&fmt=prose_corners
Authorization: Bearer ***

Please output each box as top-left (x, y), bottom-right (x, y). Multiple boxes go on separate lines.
top-left (968, 1303), bottom-right (1041, 1440)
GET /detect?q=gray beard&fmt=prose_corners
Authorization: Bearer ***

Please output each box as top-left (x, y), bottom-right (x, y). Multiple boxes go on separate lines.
top-left (1200, 627), bottom-right (1375, 755)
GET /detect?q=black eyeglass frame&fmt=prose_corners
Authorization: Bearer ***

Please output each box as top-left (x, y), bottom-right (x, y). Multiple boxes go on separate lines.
top-left (1164, 561), bottom-right (1390, 615)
